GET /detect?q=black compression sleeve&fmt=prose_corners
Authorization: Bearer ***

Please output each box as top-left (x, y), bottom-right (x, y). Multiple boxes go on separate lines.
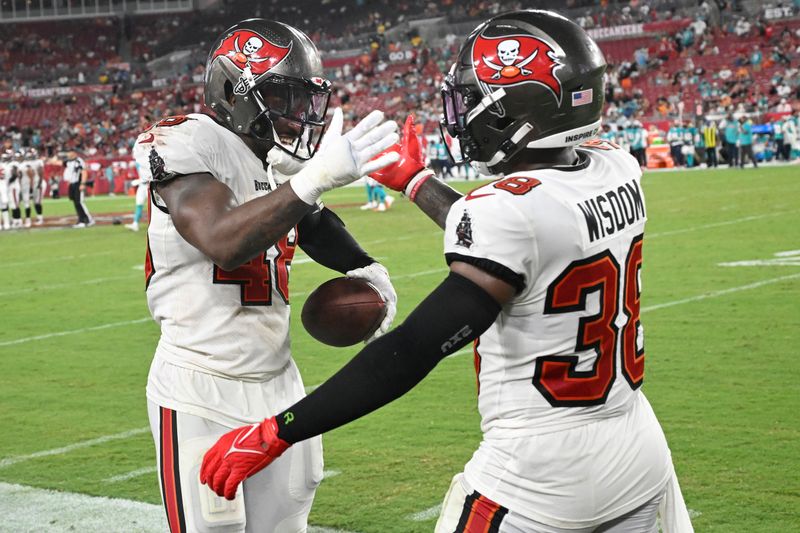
top-left (276, 272), bottom-right (501, 444)
top-left (297, 207), bottom-right (374, 273)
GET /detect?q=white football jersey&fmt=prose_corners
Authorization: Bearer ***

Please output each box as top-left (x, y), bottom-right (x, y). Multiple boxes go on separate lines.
top-left (0, 163), bottom-right (9, 206)
top-left (17, 161), bottom-right (34, 186)
top-left (25, 159), bottom-right (44, 184)
top-left (444, 141), bottom-right (671, 526)
top-left (133, 114), bottom-right (298, 381)
top-left (444, 140), bottom-right (648, 438)
top-left (2, 162), bottom-right (19, 182)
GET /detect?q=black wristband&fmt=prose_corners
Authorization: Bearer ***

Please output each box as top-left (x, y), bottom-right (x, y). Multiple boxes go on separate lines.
top-left (298, 207), bottom-right (374, 272)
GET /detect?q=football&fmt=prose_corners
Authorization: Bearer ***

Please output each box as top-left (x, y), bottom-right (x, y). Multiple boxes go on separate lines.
top-left (301, 277), bottom-right (387, 347)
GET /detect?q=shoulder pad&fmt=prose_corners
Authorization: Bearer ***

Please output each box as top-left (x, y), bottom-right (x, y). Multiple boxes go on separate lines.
top-left (133, 114), bottom-right (217, 183)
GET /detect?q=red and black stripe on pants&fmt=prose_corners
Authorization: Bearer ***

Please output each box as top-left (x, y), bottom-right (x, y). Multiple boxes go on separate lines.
top-left (159, 407), bottom-right (187, 533)
top-left (454, 491), bottom-right (508, 533)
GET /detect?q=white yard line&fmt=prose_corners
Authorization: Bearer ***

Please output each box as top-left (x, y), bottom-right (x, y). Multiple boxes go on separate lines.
top-left (641, 272), bottom-right (800, 313)
top-left (356, 231), bottom-right (440, 247)
top-left (3, 271), bottom-right (796, 476)
top-left (0, 427), bottom-right (150, 469)
top-left (647, 210), bottom-right (796, 239)
top-left (0, 482), bottom-right (359, 533)
top-left (102, 466), bottom-right (157, 484)
top-left (0, 481), bottom-right (168, 533)
top-left (0, 265), bottom-right (448, 348)
top-left (406, 503), bottom-right (442, 522)
top-left (5, 233), bottom-right (101, 250)
top-left (6, 266), bottom-right (792, 350)
top-left (446, 347), bottom-right (473, 359)
top-left (0, 250), bottom-right (115, 268)
top-left (103, 465), bottom-right (342, 486)
top-left (0, 274), bottom-right (139, 297)
top-left (0, 317), bottom-right (151, 348)
top-left (293, 255), bottom-right (387, 266)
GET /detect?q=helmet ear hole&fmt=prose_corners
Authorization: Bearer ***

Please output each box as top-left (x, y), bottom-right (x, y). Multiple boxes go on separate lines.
top-left (224, 80), bottom-right (235, 106)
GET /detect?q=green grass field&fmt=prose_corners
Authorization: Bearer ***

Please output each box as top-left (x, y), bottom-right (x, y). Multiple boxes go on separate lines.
top-left (1, 165), bottom-right (799, 532)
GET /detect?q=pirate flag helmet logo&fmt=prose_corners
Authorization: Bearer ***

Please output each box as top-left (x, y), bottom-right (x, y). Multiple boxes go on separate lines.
top-left (211, 30), bottom-right (292, 95)
top-left (439, 10), bottom-right (606, 175)
top-left (204, 19), bottom-right (331, 160)
top-left (471, 32), bottom-right (563, 106)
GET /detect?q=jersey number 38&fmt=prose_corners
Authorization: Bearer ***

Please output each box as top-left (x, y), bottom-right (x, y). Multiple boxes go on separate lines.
top-left (533, 235), bottom-right (644, 407)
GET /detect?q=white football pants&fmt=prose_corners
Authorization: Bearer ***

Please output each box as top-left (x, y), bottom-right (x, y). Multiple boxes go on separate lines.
top-left (147, 400), bottom-right (322, 533)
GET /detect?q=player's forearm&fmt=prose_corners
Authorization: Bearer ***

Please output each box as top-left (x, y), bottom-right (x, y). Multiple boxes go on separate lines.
top-left (159, 176), bottom-right (314, 270)
top-left (297, 208), bottom-right (374, 273)
top-left (208, 184), bottom-right (312, 269)
top-left (275, 272), bottom-right (501, 444)
top-left (410, 177), bottom-right (462, 229)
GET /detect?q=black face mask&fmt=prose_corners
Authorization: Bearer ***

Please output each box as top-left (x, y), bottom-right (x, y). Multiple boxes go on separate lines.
top-left (250, 76), bottom-right (331, 160)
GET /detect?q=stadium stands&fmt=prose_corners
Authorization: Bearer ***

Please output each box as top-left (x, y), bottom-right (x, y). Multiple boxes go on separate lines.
top-left (0, 0), bottom-right (798, 167)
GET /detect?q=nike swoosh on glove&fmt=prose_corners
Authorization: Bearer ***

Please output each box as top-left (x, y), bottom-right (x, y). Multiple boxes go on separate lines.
top-left (346, 262), bottom-right (397, 342)
top-left (200, 417), bottom-right (289, 500)
top-left (369, 114), bottom-right (434, 198)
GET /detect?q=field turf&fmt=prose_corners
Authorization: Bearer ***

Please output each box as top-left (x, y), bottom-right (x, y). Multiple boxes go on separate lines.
top-left (0, 165), bottom-right (798, 532)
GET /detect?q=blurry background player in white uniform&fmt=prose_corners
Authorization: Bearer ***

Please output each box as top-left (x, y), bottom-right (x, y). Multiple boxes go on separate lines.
top-left (12, 150), bottom-right (33, 228)
top-left (200, 11), bottom-right (692, 533)
top-left (26, 148), bottom-right (46, 225)
top-left (132, 19), bottom-right (399, 533)
top-left (125, 161), bottom-right (149, 232)
top-left (0, 151), bottom-right (11, 230)
top-left (7, 150), bottom-right (23, 228)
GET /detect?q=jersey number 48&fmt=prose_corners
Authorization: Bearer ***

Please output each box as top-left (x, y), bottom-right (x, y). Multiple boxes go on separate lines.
top-left (212, 233), bottom-right (296, 306)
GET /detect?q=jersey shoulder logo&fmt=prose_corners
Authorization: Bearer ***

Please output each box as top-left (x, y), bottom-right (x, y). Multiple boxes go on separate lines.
top-left (455, 210), bottom-right (474, 249)
top-left (212, 30), bottom-right (291, 95)
top-left (148, 148), bottom-right (168, 182)
top-left (471, 31), bottom-right (564, 105)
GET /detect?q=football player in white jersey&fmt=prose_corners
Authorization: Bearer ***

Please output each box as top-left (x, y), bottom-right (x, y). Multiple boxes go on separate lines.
top-left (13, 150), bottom-right (33, 228)
top-left (0, 151), bottom-right (11, 230)
top-left (132, 19), bottom-right (400, 533)
top-left (200, 11), bottom-right (693, 533)
top-left (25, 148), bottom-right (46, 225)
top-left (7, 150), bottom-right (24, 228)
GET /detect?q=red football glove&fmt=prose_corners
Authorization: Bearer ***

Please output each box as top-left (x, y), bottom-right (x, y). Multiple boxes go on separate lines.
top-left (199, 417), bottom-right (290, 500)
top-left (370, 115), bottom-right (433, 200)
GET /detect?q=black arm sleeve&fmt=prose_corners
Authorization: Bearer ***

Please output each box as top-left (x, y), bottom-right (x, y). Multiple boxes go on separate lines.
top-left (276, 272), bottom-right (501, 444)
top-left (297, 207), bottom-right (374, 273)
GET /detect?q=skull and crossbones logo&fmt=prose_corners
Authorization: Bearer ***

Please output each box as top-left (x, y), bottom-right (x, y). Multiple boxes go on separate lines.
top-left (232, 35), bottom-right (271, 67)
top-left (482, 39), bottom-right (539, 80)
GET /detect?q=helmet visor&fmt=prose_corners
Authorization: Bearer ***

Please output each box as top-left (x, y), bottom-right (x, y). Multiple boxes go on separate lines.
top-left (441, 78), bottom-right (470, 138)
top-left (252, 76), bottom-right (331, 160)
top-left (257, 80), bottom-right (329, 125)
